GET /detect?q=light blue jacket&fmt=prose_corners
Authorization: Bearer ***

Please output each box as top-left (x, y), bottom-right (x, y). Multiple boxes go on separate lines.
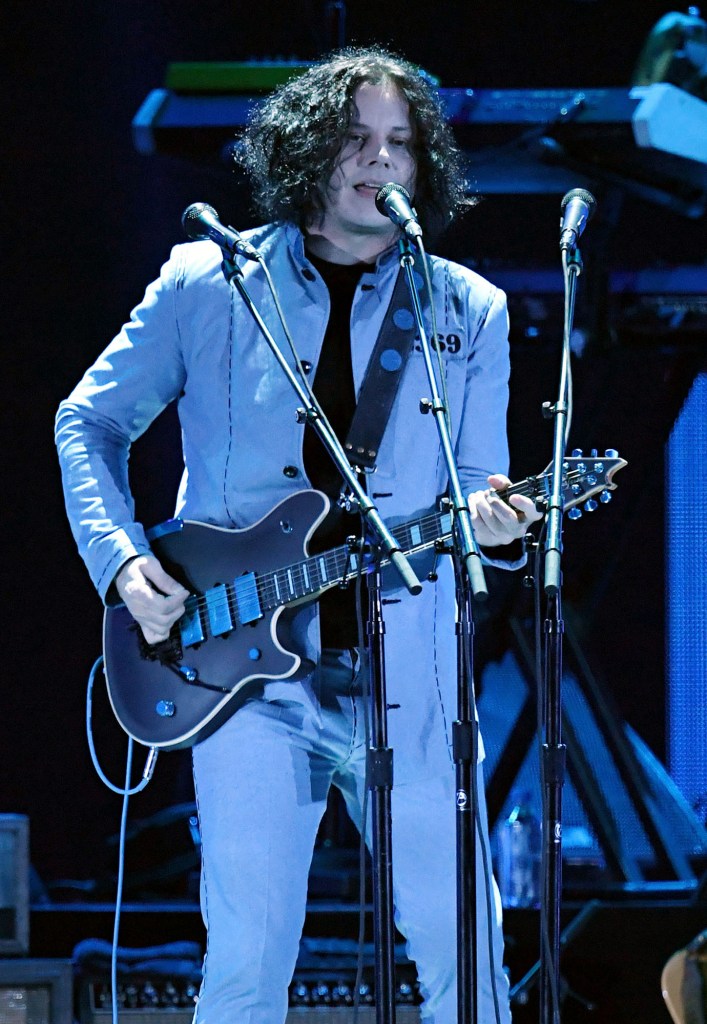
top-left (55, 221), bottom-right (515, 779)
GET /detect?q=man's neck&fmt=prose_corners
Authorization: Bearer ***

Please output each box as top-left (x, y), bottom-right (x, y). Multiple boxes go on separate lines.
top-left (305, 227), bottom-right (397, 266)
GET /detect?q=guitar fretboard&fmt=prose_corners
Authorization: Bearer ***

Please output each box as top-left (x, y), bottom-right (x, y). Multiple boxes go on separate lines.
top-left (253, 507), bottom-right (453, 613)
top-left (174, 453), bottom-right (623, 648)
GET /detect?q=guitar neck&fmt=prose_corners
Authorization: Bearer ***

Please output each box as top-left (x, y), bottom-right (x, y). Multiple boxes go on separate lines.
top-left (255, 507), bottom-right (453, 613)
top-left (187, 452), bottom-right (624, 632)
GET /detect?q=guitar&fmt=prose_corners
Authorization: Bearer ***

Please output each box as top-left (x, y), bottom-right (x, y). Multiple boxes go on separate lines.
top-left (104, 451), bottom-right (626, 750)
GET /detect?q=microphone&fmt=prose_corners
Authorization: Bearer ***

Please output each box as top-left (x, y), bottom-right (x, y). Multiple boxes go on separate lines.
top-left (375, 183), bottom-right (423, 240)
top-left (181, 203), bottom-right (260, 262)
top-left (559, 188), bottom-right (596, 251)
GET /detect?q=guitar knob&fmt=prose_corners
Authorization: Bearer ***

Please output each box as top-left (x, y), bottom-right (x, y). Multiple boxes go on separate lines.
top-left (571, 448), bottom-right (583, 457)
top-left (593, 461), bottom-right (604, 473)
top-left (599, 490), bottom-right (612, 504)
top-left (156, 700), bottom-right (176, 717)
top-left (568, 507), bottom-right (582, 520)
top-left (584, 498), bottom-right (598, 512)
top-left (571, 483), bottom-right (583, 496)
top-left (248, 647), bottom-right (262, 661)
top-left (604, 448), bottom-right (618, 458)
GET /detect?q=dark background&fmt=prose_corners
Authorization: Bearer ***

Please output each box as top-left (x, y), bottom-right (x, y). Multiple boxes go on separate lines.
top-left (3, 0), bottom-right (705, 885)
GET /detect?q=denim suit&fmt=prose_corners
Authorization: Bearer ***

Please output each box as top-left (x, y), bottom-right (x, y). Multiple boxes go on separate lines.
top-left (55, 222), bottom-right (515, 1022)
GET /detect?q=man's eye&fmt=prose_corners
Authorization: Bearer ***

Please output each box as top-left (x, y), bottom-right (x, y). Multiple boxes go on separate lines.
top-left (348, 133), bottom-right (365, 143)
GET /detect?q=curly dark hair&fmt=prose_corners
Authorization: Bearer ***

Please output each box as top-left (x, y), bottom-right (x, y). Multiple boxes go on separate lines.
top-left (238, 46), bottom-right (470, 237)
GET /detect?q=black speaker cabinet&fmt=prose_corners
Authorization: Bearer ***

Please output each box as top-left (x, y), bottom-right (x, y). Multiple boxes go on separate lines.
top-left (0, 959), bottom-right (73, 1024)
top-left (0, 816), bottom-right (29, 956)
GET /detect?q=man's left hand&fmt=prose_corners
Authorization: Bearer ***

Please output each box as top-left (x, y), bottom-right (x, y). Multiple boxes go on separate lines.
top-left (468, 473), bottom-right (544, 547)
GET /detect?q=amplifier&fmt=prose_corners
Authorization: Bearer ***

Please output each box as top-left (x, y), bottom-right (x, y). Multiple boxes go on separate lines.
top-left (0, 959), bottom-right (73, 1024)
top-left (79, 979), bottom-right (422, 1022)
top-left (79, 1009), bottom-right (420, 1024)
top-left (79, 1011), bottom-right (420, 1024)
top-left (287, 1011), bottom-right (420, 1022)
top-left (0, 815), bottom-right (29, 955)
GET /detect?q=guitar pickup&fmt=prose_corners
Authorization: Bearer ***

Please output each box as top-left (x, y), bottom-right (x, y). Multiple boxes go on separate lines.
top-left (180, 594), bottom-right (206, 647)
top-left (205, 583), bottom-right (234, 637)
top-left (233, 572), bottom-right (262, 625)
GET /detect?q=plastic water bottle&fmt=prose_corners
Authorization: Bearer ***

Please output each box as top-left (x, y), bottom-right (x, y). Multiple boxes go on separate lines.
top-left (497, 792), bottom-right (541, 909)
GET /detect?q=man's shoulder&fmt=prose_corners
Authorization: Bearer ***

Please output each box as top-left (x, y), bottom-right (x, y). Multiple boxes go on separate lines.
top-left (169, 222), bottom-right (297, 282)
top-left (429, 253), bottom-right (500, 298)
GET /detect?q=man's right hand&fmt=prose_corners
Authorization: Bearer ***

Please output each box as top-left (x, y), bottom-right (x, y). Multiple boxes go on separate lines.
top-left (115, 555), bottom-right (190, 645)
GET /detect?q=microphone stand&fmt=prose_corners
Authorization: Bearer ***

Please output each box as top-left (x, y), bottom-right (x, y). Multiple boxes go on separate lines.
top-left (218, 249), bottom-right (422, 1024)
top-left (398, 236), bottom-right (488, 1024)
top-left (539, 242), bottom-right (583, 1024)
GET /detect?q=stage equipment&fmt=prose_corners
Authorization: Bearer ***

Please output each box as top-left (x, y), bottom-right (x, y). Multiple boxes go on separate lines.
top-left (0, 959), bottom-right (72, 1024)
top-left (661, 929), bottom-right (707, 1024)
top-left (480, 637), bottom-right (707, 886)
top-left (395, 225), bottom-right (487, 1024)
top-left (131, 70), bottom-right (707, 212)
top-left (633, 9), bottom-right (707, 100)
top-left (0, 814), bottom-right (29, 955)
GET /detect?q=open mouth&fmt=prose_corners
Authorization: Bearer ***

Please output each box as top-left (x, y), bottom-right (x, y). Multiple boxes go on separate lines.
top-left (354, 182), bottom-right (385, 195)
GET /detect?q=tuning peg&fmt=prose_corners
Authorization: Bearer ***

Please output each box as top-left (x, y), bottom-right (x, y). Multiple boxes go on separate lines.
top-left (604, 448), bottom-right (618, 458)
top-left (590, 448), bottom-right (598, 458)
top-left (584, 498), bottom-right (598, 512)
top-left (599, 490), bottom-right (612, 504)
top-left (568, 507), bottom-right (582, 520)
top-left (571, 448), bottom-right (583, 457)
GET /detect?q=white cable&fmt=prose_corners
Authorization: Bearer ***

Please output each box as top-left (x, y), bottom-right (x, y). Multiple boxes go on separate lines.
top-left (111, 739), bottom-right (133, 1024)
top-left (84, 655), bottom-right (160, 1021)
top-left (86, 656), bottom-right (158, 795)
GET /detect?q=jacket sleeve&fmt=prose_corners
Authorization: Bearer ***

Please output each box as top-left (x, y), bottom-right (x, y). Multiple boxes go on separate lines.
top-left (54, 249), bottom-right (187, 602)
top-left (455, 282), bottom-right (511, 492)
top-left (455, 280), bottom-right (527, 572)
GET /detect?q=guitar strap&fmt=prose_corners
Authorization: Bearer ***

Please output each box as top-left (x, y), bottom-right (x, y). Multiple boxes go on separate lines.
top-left (343, 251), bottom-right (428, 472)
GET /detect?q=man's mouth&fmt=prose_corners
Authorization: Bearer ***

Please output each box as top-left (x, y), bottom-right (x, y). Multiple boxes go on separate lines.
top-left (354, 182), bottom-right (385, 194)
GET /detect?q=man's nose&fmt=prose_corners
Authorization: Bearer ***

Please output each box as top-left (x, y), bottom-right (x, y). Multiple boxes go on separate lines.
top-left (363, 138), bottom-right (391, 163)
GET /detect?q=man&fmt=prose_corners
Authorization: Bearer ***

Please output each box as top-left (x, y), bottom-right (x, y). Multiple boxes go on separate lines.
top-left (56, 46), bottom-right (541, 1023)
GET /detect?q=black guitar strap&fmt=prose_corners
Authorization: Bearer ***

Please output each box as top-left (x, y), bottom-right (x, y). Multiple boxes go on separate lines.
top-left (344, 253), bottom-right (427, 472)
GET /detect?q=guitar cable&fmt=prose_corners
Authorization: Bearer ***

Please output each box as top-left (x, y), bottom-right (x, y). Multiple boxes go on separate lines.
top-left (86, 655), bottom-right (160, 1024)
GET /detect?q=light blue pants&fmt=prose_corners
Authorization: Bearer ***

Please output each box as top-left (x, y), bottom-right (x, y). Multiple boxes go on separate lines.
top-left (191, 649), bottom-right (511, 1023)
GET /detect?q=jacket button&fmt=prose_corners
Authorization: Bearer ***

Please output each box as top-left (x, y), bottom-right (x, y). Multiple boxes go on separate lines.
top-left (301, 360), bottom-right (312, 374)
top-left (302, 268), bottom-right (316, 281)
top-left (283, 465), bottom-right (299, 478)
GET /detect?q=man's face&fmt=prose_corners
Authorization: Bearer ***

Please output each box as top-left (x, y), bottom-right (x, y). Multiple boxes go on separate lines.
top-left (317, 81), bottom-right (417, 247)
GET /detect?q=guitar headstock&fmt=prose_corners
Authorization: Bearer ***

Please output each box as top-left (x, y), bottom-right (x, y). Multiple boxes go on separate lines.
top-left (530, 448), bottom-right (627, 518)
top-left (474, 449), bottom-right (627, 522)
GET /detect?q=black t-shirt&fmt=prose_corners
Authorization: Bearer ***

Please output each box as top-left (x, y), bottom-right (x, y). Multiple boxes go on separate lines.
top-left (303, 251), bottom-right (373, 648)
